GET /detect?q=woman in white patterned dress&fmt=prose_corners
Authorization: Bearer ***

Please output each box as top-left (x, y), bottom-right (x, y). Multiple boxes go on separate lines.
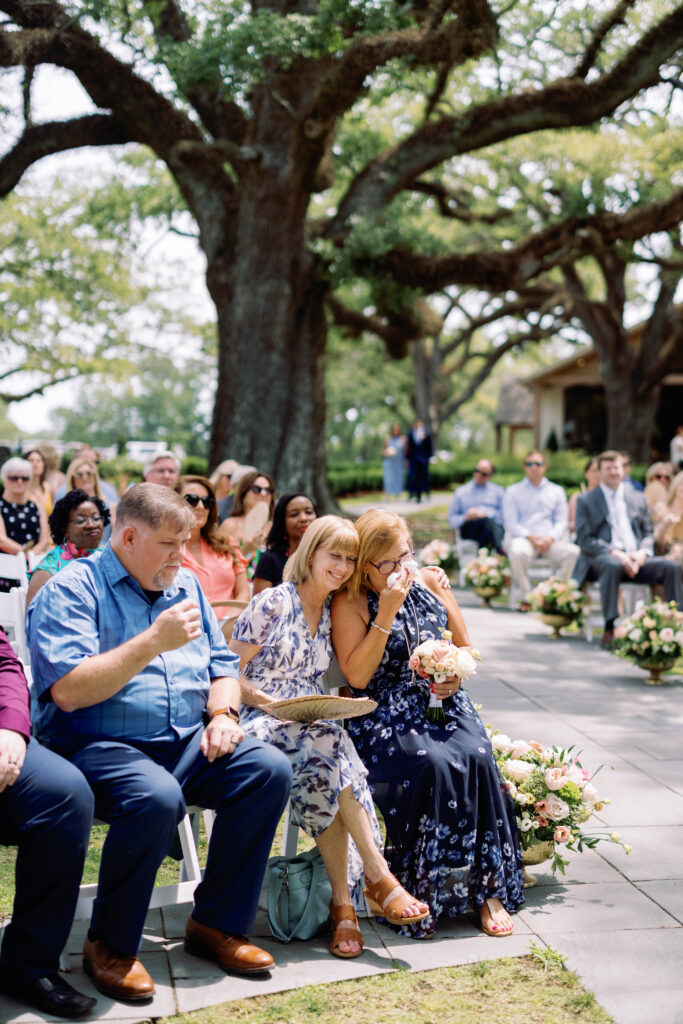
top-left (230, 515), bottom-right (429, 959)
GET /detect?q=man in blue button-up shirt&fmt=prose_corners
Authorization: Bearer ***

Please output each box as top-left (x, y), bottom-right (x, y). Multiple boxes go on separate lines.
top-left (28, 485), bottom-right (292, 1003)
top-left (447, 459), bottom-right (505, 551)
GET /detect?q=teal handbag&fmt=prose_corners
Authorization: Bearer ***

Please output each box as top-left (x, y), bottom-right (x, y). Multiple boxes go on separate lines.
top-left (266, 848), bottom-right (332, 943)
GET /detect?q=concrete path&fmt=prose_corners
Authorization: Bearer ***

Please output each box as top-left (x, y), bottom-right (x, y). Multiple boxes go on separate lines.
top-left (1, 590), bottom-right (682, 1024)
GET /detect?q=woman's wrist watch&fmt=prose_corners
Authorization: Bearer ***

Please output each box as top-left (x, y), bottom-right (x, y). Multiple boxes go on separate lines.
top-left (203, 705), bottom-right (240, 725)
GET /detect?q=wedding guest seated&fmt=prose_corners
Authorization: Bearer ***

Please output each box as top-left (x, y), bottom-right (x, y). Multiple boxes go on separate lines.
top-left (573, 450), bottom-right (683, 648)
top-left (654, 471), bottom-right (683, 571)
top-left (620, 453), bottom-right (644, 493)
top-left (27, 484), bottom-right (292, 1003)
top-left (253, 493), bottom-right (317, 595)
top-left (0, 630), bottom-right (95, 1019)
top-left (231, 515), bottom-right (429, 958)
top-left (57, 456), bottom-right (117, 544)
top-left (209, 460), bottom-right (239, 522)
top-left (25, 449), bottom-right (54, 517)
top-left (175, 475), bottom-right (249, 616)
top-left (142, 451), bottom-right (181, 489)
top-left (331, 510), bottom-right (523, 939)
top-left (220, 470), bottom-right (275, 568)
top-left (447, 459), bottom-right (504, 551)
top-left (216, 464), bottom-right (255, 524)
top-left (568, 457), bottom-right (600, 537)
top-left (54, 447), bottom-right (120, 511)
top-left (643, 461), bottom-right (673, 519)
top-left (0, 457), bottom-right (50, 591)
top-left (502, 451), bottom-right (578, 607)
top-left (26, 489), bottom-right (109, 604)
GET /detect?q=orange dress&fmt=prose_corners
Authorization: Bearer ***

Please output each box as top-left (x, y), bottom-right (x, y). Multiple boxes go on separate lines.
top-left (181, 538), bottom-right (246, 604)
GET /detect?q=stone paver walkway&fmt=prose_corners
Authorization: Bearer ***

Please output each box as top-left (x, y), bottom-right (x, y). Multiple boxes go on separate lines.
top-left (1, 589), bottom-right (682, 1024)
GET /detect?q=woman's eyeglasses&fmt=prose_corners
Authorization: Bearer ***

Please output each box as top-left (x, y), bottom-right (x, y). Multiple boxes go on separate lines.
top-left (7, 475), bottom-right (30, 482)
top-left (250, 485), bottom-right (274, 495)
top-left (71, 515), bottom-right (104, 526)
top-left (74, 471), bottom-right (95, 479)
top-left (368, 551), bottom-right (416, 576)
top-left (654, 474), bottom-right (671, 481)
top-left (184, 493), bottom-right (214, 509)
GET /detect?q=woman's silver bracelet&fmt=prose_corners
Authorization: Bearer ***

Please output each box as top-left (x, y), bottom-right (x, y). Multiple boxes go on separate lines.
top-left (371, 622), bottom-right (391, 636)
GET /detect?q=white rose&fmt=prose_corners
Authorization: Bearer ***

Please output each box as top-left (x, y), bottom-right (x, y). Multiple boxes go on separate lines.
top-left (491, 734), bottom-right (512, 752)
top-left (545, 795), bottom-right (570, 821)
top-left (505, 759), bottom-right (535, 783)
top-left (509, 739), bottom-right (533, 757)
top-left (564, 765), bottom-right (584, 786)
top-left (582, 782), bottom-right (598, 802)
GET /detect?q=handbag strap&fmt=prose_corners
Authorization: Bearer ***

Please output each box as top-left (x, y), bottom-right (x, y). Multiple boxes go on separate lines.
top-left (267, 859), bottom-right (322, 943)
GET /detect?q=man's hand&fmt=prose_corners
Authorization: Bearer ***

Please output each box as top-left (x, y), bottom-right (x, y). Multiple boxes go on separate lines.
top-left (152, 598), bottom-right (202, 652)
top-left (0, 729), bottom-right (27, 792)
top-left (528, 535), bottom-right (553, 553)
top-left (200, 716), bottom-right (245, 762)
top-left (465, 508), bottom-right (483, 521)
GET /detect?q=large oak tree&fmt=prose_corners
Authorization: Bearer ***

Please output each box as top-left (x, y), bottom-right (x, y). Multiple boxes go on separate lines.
top-left (1, 0), bottom-right (682, 501)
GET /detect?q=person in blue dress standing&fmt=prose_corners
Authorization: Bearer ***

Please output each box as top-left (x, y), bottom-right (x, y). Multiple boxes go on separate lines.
top-left (332, 509), bottom-right (524, 939)
top-left (230, 516), bottom-right (430, 959)
top-left (381, 423), bottom-right (405, 498)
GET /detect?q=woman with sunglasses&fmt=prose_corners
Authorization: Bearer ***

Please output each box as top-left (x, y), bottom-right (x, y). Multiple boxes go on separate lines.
top-left (219, 470), bottom-right (276, 567)
top-left (331, 509), bottom-right (524, 940)
top-left (175, 476), bottom-right (249, 612)
top-left (0, 458), bottom-right (50, 589)
top-left (26, 489), bottom-right (110, 604)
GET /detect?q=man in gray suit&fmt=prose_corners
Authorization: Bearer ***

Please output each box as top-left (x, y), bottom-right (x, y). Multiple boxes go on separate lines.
top-left (573, 450), bottom-right (682, 647)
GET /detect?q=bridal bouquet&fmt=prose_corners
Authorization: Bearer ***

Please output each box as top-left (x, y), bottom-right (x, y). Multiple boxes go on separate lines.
top-left (409, 629), bottom-right (480, 723)
top-left (528, 576), bottom-right (587, 625)
top-left (489, 731), bottom-right (631, 874)
top-left (418, 539), bottom-right (458, 574)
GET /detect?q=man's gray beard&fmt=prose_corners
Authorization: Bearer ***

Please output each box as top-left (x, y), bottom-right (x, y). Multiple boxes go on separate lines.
top-left (153, 566), bottom-right (180, 589)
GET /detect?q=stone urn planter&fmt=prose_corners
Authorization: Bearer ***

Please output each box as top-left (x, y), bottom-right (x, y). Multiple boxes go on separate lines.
top-left (540, 612), bottom-right (573, 638)
top-left (473, 585), bottom-right (502, 607)
top-left (635, 659), bottom-right (676, 686)
top-left (521, 840), bottom-right (555, 887)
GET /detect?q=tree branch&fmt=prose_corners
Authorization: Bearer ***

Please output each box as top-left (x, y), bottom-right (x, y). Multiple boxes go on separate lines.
top-left (327, 5), bottom-right (683, 237)
top-left (574, 0), bottom-right (638, 79)
top-left (0, 115), bottom-right (133, 196)
top-left (408, 179), bottom-right (514, 223)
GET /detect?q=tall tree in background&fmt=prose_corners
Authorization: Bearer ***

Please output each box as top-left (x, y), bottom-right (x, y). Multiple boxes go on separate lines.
top-left (1, 0), bottom-right (682, 503)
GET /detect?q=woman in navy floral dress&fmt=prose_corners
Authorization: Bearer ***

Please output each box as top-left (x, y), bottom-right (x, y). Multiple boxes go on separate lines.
top-left (332, 510), bottom-right (524, 939)
top-left (230, 515), bottom-right (429, 959)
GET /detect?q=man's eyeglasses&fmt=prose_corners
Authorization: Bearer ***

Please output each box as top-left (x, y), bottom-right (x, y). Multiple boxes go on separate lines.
top-left (71, 515), bottom-right (104, 526)
top-left (525, 461), bottom-right (544, 468)
top-left (7, 475), bottom-right (30, 482)
top-left (251, 485), bottom-right (274, 496)
top-left (368, 551), bottom-right (416, 576)
top-left (184, 493), bottom-right (214, 509)
top-left (474, 469), bottom-right (491, 478)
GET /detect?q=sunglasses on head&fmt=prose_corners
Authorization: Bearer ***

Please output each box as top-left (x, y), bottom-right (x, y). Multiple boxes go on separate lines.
top-left (7, 475), bottom-right (30, 482)
top-left (251, 484), bottom-right (274, 495)
top-left (525, 460), bottom-right (544, 468)
top-left (184, 493), bottom-right (214, 509)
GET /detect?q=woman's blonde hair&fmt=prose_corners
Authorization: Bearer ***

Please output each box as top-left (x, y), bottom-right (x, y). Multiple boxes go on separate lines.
top-left (667, 471), bottom-right (683, 503)
top-left (345, 509), bottom-right (412, 600)
top-left (65, 457), bottom-right (102, 499)
top-left (283, 515), bottom-right (358, 585)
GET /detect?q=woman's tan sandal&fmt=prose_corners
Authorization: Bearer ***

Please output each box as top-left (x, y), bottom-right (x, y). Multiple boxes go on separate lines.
top-left (363, 873), bottom-right (430, 927)
top-left (479, 898), bottom-right (514, 937)
top-left (329, 902), bottom-right (364, 959)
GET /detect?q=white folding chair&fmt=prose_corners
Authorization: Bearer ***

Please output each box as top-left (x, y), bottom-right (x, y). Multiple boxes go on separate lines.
top-left (584, 581), bottom-right (651, 642)
top-left (0, 585), bottom-right (30, 664)
top-left (0, 551), bottom-right (28, 592)
top-left (508, 556), bottom-right (554, 608)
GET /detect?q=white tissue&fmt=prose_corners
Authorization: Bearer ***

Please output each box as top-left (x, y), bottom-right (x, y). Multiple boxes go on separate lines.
top-left (387, 560), bottom-right (419, 588)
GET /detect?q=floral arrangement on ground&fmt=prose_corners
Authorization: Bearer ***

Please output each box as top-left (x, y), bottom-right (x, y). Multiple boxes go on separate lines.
top-left (488, 730), bottom-right (631, 874)
top-left (528, 575), bottom-right (587, 625)
top-left (613, 599), bottom-right (683, 665)
top-left (464, 549), bottom-right (511, 590)
top-left (419, 539), bottom-right (458, 573)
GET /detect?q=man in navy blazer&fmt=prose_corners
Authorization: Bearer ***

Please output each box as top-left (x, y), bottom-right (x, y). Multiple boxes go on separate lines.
top-left (573, 450), bottom-right (682, 647)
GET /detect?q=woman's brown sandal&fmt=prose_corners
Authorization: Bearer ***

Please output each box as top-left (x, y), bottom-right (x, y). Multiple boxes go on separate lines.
top-left (479, 898), bottom-right (514, 937)
top-left (363, 873), bottom-right (430, 926)
top-left (329, 902), bottom-right (364, 959)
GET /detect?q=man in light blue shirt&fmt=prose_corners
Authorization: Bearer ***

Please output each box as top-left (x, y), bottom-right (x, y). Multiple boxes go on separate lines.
top-left (503, 451), bottom-right (579, 603)
top-left (447, 459), bottom-right (505, 551)
top-left (28, 485), bottom-right (292, 1003)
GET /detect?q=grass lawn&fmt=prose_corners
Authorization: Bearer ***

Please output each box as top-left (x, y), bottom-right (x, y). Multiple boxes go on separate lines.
top-left (156, 954), bottom-right (615, 1024)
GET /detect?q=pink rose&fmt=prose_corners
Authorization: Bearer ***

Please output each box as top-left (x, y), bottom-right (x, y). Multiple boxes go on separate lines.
top-left (545, 794), bottom-right (570, 821)
top-left (408, 652), bottom-right (420, 671)
top-left (432, 641), bottom-right (451, 659)
top-left (553, 825), bottom-right (572, 844)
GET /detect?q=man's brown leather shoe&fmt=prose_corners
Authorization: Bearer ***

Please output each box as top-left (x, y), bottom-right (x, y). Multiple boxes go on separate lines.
top-left (185, 917), bottom-right (274, 975)
top-left (82, 937), bottom-right (155, 1003)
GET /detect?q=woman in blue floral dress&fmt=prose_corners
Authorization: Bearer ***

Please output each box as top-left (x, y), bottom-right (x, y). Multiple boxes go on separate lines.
top-left (230, 515), bottom-right (429, 959)
top-left (331, 509), bottom-right (524, 939)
